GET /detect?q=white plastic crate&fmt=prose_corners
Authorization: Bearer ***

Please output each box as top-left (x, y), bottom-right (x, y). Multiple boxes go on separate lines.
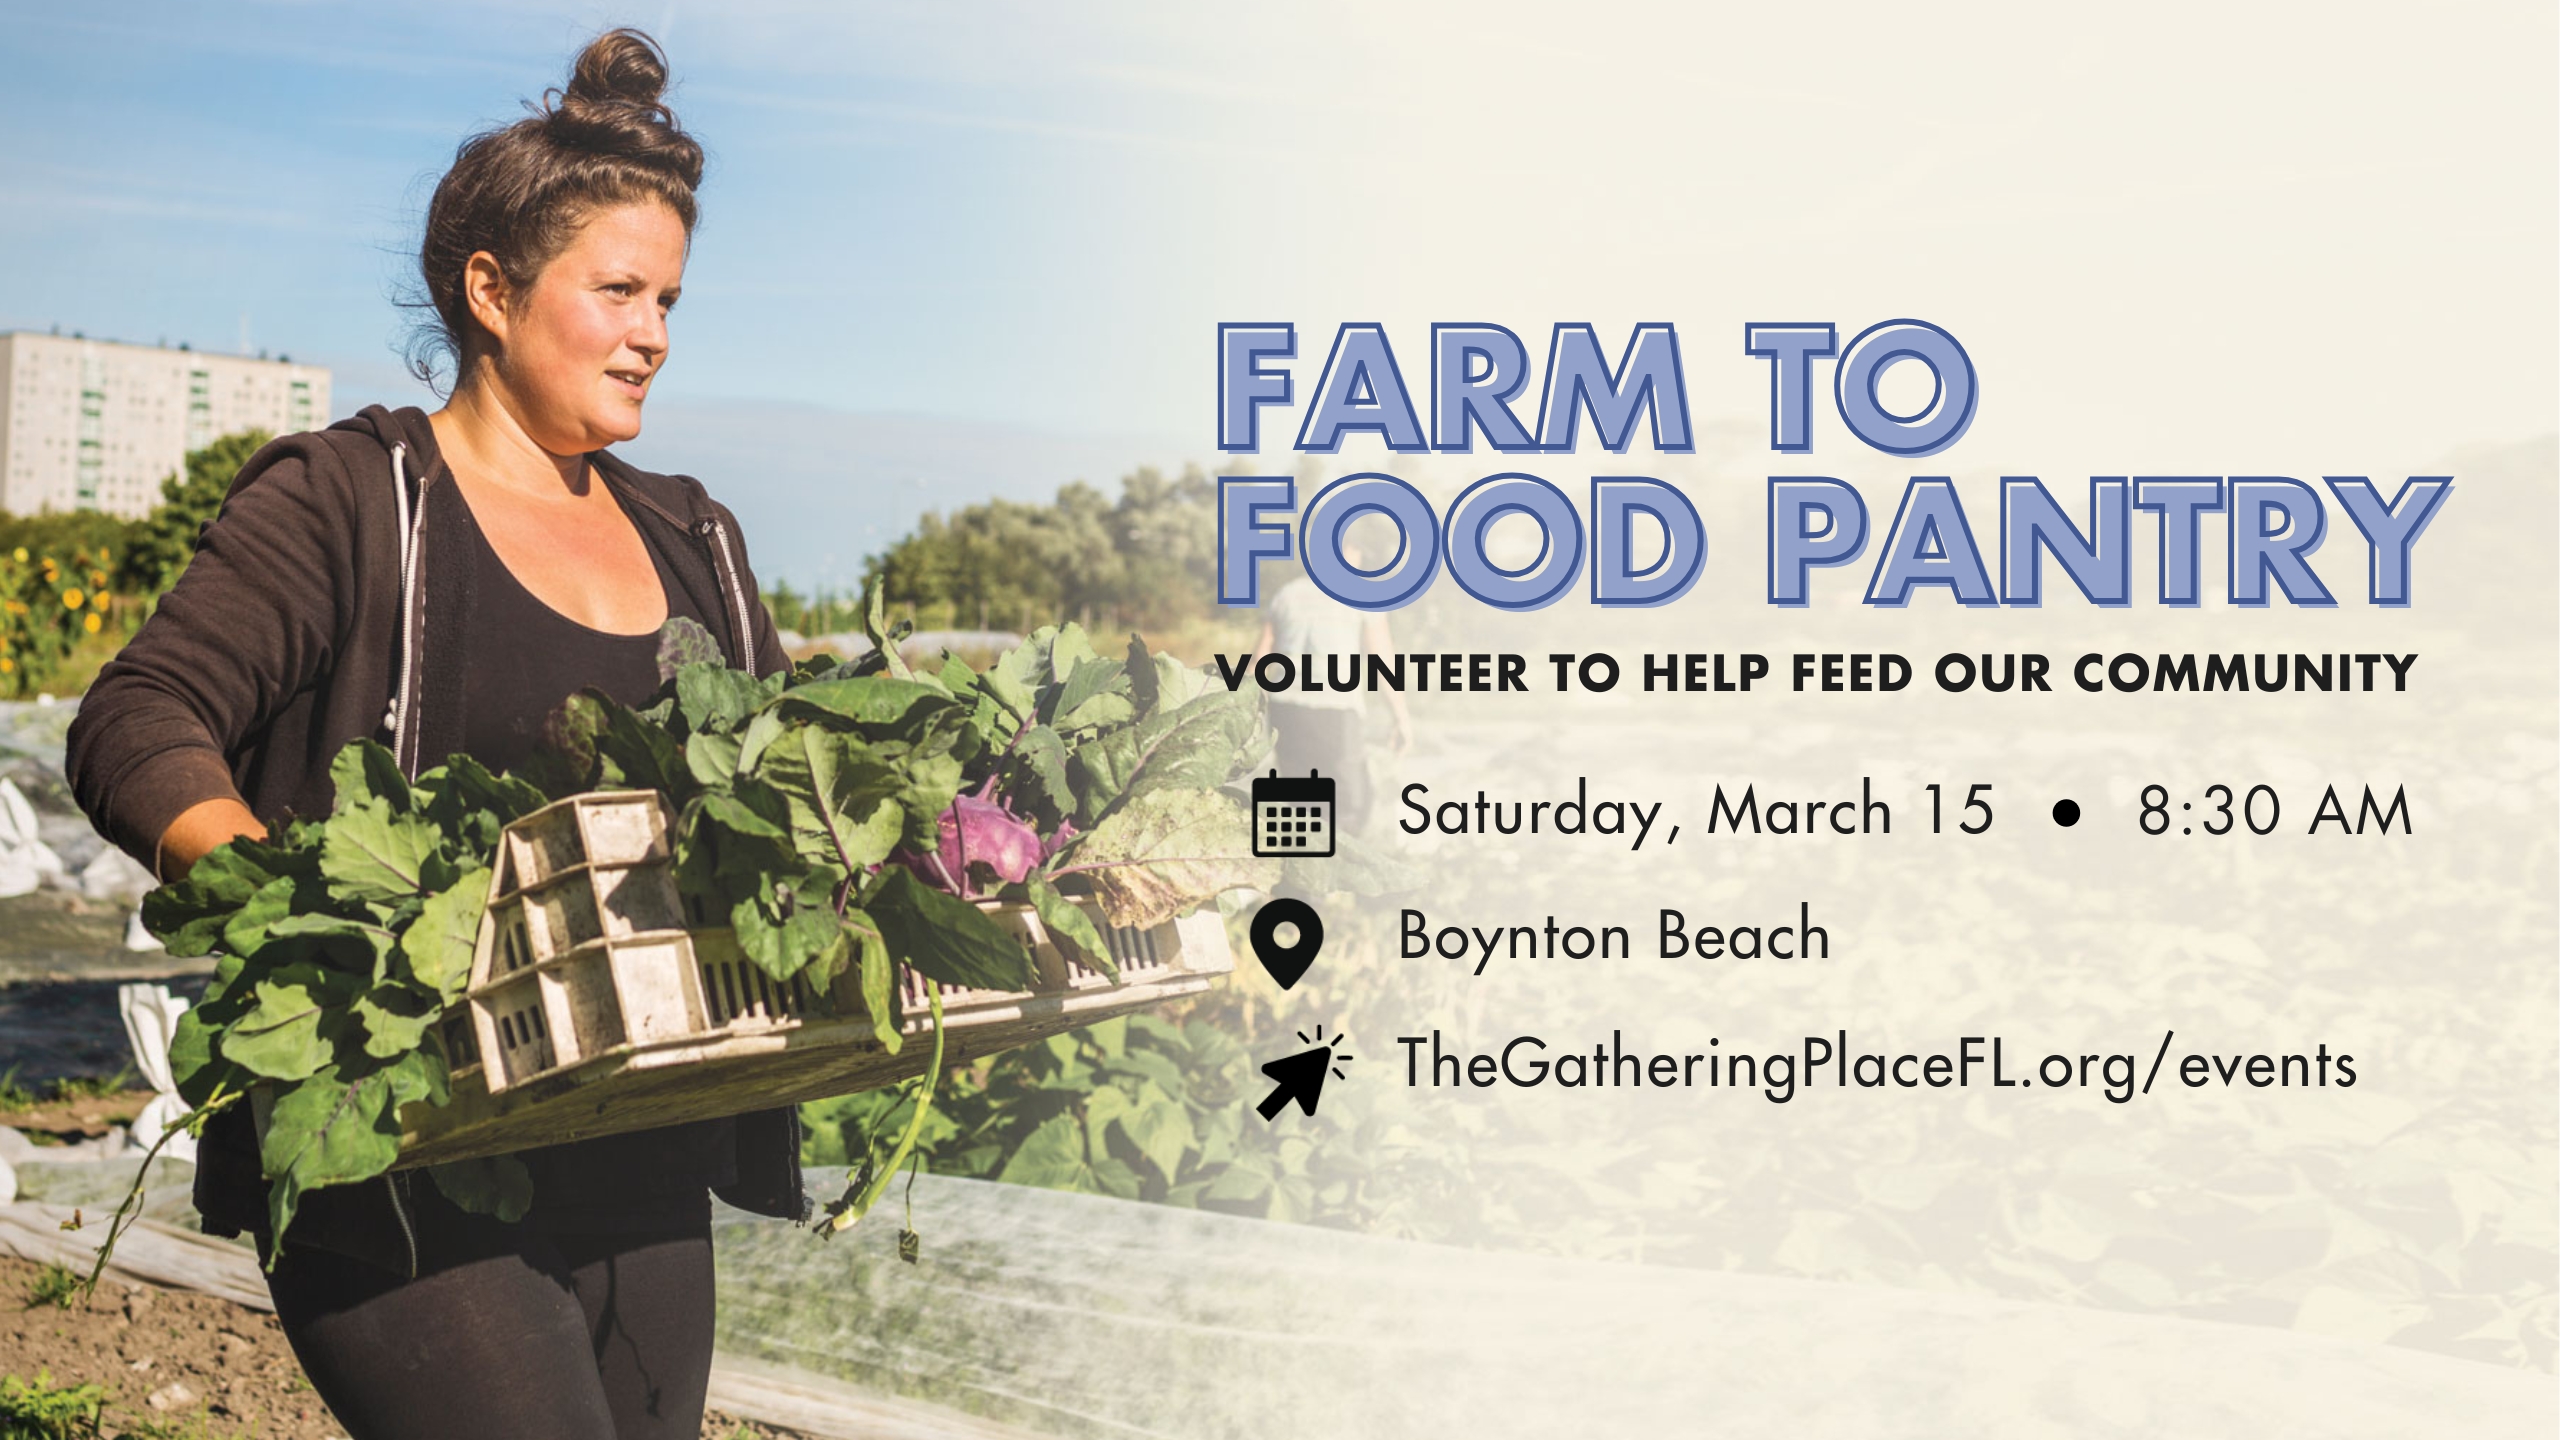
top-left (397, 791), bottom-right (1233, 1168)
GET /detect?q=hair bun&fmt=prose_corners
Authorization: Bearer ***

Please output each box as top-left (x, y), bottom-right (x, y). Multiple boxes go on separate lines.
top-left (564, 27), bottom-right (670, 111)
top-left (544, 28), bottom-right (701, 186)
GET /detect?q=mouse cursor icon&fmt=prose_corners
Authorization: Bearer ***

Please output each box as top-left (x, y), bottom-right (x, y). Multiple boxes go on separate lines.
top-left (1256, 1027), bottom-right (1351, 1121)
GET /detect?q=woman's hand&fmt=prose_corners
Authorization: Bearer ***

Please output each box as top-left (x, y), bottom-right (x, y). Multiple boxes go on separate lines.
top-left (157, 797), bottom-right (269, 881)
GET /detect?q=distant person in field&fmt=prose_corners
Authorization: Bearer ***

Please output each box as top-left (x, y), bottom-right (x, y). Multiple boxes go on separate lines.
top-left (1249, 543), bottom-right (1412, 836)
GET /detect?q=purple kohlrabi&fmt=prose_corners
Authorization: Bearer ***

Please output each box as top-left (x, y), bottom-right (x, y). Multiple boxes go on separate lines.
top-left (899, 781), bottom-right (1044, 898)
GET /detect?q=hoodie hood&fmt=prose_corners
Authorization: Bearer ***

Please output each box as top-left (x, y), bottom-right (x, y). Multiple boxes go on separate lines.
top-left (324, 403), bottom-right (727, 531)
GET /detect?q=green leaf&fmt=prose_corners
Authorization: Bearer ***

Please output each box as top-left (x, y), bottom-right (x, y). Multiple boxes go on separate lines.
top-left (1067, 690), bottom-right (1261, 825)
top-left (654, 615), bottom-right (725, 681)
top-left (1064, 789), bottom-right (1276, 930)
top-left (734, 708), bottom-right (787, 775)
top-left (869, 868), bottom-right (1037, 992)
top-left (321, 800), bottom-right (445, 903)
top-left (1116, 1082), bottom-right (1196, 1182)
top-left (1203, 1155), bottom-right (1276, 1205)
top-left (848, 914), bottom-right (902, 1054)
top-left (1053, 692), bottom-right (1135, 733)
top-left (1103, 1046), bottom-right (1186, 1094)
top-left (353, 986), bottom-right (441, 1060)
top-left (259, 912), bottom-right (394, 978)
top-left (523, 691), bottom-right (610, 797)
top-left (686, 730), bottom-right (742, 788)
top-left (1083, 1014), bottom-right (1128, 1058)
top-left (1051, 656), bottom-right (1127, 727)
top-left (996, 1112), bottom-right (1090, 1190)
top-left (778, 677), bottom-right (958, 735)
top-left (1154, 654), bottom-right (1211, 708)
top-left (677, 663), bottom-right (765, 735)
top-left (861, 581), bottom-right (915, 681)
top-left (1027, 876), bottom-right (1116, 982)
top-left (428, 1154), bottom-right (535, 1223)
top-left (728, 890), bottom-right (849, 985)
top-left (222, 969), bottom-right (361, 1082)
top-left (329, 738), bottom-right (410, 815)
top-left (219, 876), bottom-right (299, 958)
top-left (415, 752), bottom-right (548, 855)
top-left (600, 699), bottom-right (687, 796)
top-left (260, 1052), bottom-right (445, 1248)
top-left (1048, 623), bottom-right (1099, 684)
top-left (890, 751), bottom-right (967, 852)
top-left (1126, 633), bottom-right (1160, 714)
top-left (143, 843), bottom-right (282, 956)
top-left (699, 783), bottom-right (789, 841)
top-left (701, 781), bottom-right (803, 902)
top-left (760, 727), bottom-right (905, 872)
top-left (1003, 725), bottom-right (1073, 819)
top-left (982, 642), bottom-right (1041, 725)
top-left (397, 869), bottom-right (488, 1001)
top-left (169, 1007), bottom-right (248, 1108)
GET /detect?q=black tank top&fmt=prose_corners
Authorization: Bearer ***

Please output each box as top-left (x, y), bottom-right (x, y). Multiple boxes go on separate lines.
top-left (456, 486), bottom-right (694, 775)
top-left (452, 478), bottom-right (738, 1227)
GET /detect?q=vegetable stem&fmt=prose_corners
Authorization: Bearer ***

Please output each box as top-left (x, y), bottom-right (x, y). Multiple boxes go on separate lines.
top-left (829, 982), bottom-right (945, 1233)
top-left (76, 1086), bottom-right (242, 1301)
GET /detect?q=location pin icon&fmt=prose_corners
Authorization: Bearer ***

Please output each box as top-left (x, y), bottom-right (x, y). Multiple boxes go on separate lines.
top-left (1249, 898), bottom-right (1324, 990)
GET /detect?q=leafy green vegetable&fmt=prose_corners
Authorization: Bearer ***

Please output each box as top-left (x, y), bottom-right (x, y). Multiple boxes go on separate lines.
top-left (1060, 789), bottom-right (1277, 929)
top-left (160, 614), bottom-right (1270, 1253)
top-left (654, 614), bottom-right (725, 678)
top-left (259, 1050), bottom-right (445, 1243)
top-left (1026, 875), bottom-right (1116, 982)
top-left (869, 869), bottom-right (1038, 992)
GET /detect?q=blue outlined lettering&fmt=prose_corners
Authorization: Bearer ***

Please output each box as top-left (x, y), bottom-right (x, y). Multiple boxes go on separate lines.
top-left (2228, 478), bottom-right (2335, 607)
top-left (1218, 324), bottom-right (1294, 453)
top-left (1442, 473), bottom-right (1586, 612)
top-left (1768, 478), bottom-right (1871, 607)
top-left (2325, 476), bottom-right (2452, 606)
top-left (1296, 324), bottom-right (1427, 454)
top-left (1216, 477), bottom-right (1297, 606)
top-left (1301, 473), bottom-right (1443, 610)
top-left (1834, 320), bottom-right (1977, 457)
top-left (1743, 323), bottom-right (1838, 453)
top-left (1534, 323), bottom-right (1694, 453)
top-left (1866, 478), bottom-right (1997, 607)
top-left (2133, 478), bottom-right (2225, 607)
top-left (1591, 478), bottom-right (1707, 608)
top-left (1431, 324), bottom-right (1539, 453)
top-left (2001, 477), bottom-right (2131, 607)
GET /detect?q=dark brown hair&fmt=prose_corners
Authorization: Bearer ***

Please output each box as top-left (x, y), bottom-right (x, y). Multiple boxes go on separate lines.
top-left (408, 28), bottom-right (703, 386)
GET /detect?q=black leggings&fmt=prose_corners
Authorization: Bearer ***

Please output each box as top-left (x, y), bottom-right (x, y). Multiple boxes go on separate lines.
top-left (264, 1212), bottom-right (715, 1440)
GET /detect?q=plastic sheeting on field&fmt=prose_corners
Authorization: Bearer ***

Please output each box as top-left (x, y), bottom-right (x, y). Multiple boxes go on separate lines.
top-left (3, 1154), bottom-right (2549, 1439)
top-left (714, 1170), bottom-right (2553, 1440)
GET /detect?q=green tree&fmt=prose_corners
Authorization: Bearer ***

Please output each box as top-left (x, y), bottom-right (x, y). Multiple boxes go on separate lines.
top-left (869, 463), bottom-right (1227, 634)
top-left (118, 428), bottom-right (271, 597)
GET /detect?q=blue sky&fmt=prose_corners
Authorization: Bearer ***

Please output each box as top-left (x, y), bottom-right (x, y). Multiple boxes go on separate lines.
top-left (3, 2), bottom-right (2552, 589)
top-left (0, 2), bottom-right (1282, 583)
top-left (0, 3), bottom-right (1270, 422)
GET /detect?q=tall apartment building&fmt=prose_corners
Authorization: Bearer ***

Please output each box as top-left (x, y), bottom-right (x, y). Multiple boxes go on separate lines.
top-left (0, 331), bottom-right (330, 518)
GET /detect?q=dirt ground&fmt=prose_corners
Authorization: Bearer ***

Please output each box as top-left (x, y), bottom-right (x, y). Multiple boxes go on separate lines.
top-left (2, 1256), bottom-right (803, 1440)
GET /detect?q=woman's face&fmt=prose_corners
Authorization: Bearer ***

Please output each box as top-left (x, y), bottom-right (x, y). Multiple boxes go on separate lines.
top-left (479, 200), bottom-right (687, 453)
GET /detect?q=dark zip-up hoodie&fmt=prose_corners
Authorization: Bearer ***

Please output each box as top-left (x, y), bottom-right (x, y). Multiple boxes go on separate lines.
top-left (66, 404), bottom-right (808, 1263)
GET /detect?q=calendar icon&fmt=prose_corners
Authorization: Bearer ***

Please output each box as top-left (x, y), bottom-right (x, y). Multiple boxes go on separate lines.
top-left (1252, 769), bottom-right (1336, 858)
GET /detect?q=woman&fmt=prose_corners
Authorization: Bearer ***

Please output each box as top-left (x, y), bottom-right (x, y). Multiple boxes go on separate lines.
top-left (65, 29), bottom-right (797, 1440)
